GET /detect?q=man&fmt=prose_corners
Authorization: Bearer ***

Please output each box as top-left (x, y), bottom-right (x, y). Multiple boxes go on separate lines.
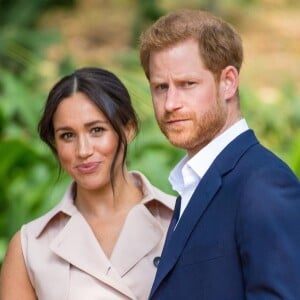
top-left (139, 9), bottom-right (300, 299)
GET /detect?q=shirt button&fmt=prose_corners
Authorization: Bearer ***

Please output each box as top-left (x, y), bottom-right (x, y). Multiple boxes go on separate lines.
top-left (153, 256), bottom-right (160, 268)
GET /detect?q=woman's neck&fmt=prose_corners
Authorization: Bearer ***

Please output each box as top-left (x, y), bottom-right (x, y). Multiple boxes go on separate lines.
top-left (74, 171), bottom-right (143, 219)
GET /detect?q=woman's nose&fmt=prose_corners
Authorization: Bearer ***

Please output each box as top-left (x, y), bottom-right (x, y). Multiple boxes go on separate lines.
top-left (77, 135), bottom-right (93, 158)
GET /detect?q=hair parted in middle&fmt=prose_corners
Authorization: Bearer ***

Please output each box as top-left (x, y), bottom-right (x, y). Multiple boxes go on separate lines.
top-left (38, 67), bottom-right (139, 186)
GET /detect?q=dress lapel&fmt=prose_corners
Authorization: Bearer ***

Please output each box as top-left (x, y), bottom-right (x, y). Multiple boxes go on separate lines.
top-left (50, 212), bottom-right (136, 299)
top-left (110, 203), bottom-right (163, 277)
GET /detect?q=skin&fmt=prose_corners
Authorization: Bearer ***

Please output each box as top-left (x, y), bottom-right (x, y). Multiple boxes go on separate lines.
top-left (149, 38), bottom-right (241, 157)
top-left (0, 92), bottom-right (142, 299)
top-left (53, 92), bottom-right (123, 195)
top-left (0, 231), bottom-right (37, 300)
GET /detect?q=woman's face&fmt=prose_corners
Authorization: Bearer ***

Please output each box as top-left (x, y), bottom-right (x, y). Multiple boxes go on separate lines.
top-left (53, 92), bottom-right (124, 192)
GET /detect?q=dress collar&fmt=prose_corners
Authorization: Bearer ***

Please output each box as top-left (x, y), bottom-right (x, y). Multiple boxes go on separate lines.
top-left (33, 171), bottom-right (174, 238)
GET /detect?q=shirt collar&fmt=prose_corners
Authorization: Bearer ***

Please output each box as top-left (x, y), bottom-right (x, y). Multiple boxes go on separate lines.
top-left (169, 119), bottom-right (249, 194)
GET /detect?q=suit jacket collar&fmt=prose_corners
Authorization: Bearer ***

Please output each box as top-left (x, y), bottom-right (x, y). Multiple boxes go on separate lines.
top-left (150, 130), bottom-right (259, 297)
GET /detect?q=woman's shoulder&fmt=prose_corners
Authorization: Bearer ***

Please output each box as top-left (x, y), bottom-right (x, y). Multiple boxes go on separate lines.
top-left (0, 230), bottom-right (37, 299)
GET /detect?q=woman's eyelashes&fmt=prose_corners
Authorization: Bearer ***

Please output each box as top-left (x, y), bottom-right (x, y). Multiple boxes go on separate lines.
top-left (91, 126), bottom-right (105, 135)
top-left (60, 132), bottom-right (75, 141)
top-left (58, 126), bottom-right (106, 141)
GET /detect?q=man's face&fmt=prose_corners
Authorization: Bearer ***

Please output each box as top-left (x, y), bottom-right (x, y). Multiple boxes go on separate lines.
top-left (149, 38), bottom-right (228, 157)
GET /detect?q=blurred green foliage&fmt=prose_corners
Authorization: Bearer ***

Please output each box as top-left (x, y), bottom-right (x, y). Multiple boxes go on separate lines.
top-left (0, 0), bottom-right (76, 263)
top-left (0, 0), bottom-right (299, 266)
top-left (0, 0), bottom-right (75, 75)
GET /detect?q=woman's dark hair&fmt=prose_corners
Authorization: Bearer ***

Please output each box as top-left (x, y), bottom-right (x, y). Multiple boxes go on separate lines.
top-left (38, 67), bottom-right (139, 188)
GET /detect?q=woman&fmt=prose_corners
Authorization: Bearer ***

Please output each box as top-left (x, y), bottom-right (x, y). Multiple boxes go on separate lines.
top-left (0, 67), bottom-right (175, 300)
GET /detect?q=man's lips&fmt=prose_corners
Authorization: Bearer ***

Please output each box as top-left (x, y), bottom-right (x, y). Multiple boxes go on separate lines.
top-left (165, 118), bottom-right (189, 126)
top-left (76, 162), bottom-right (100, 174)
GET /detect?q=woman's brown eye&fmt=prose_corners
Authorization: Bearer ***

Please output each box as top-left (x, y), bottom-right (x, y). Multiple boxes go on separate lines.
top-left (60, 132), bottom-right (74, 140)
top-left (91, 127), bottom-right (105, 134)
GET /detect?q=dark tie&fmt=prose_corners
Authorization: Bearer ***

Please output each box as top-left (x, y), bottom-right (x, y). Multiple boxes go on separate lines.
top-left (165, 196), bottom-right (181, 244)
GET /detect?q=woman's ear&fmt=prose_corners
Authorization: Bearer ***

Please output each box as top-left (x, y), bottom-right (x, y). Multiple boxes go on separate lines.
top-left (220, 66), bottom-right (239, 100)
top-left (124, 121), bottom-right (136, 143)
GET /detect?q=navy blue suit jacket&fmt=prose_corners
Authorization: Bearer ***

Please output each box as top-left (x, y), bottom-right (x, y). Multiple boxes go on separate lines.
top-left (150, 130), bottom-right (300, 300)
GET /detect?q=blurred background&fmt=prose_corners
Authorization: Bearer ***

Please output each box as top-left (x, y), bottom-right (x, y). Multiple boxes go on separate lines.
top-left (0, 0), bottom-right (300, 263)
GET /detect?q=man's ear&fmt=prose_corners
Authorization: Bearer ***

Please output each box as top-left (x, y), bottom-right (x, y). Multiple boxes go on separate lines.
top-left (220, 66), bottom-right (239, 100)
top-left (124, 121), bottom-right (137, 143)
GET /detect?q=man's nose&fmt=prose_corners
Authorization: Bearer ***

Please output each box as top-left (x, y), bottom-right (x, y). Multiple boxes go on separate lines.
top-left (164, 86), bottom-right (183, 112)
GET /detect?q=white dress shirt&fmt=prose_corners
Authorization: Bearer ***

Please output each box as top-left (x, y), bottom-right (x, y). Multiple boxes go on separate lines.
top-left (169, 119), bottom-right (249, 220)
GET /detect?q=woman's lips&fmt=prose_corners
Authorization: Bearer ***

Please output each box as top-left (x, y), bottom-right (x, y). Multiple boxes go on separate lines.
top-left (76, 162), bottom-right (100, 174)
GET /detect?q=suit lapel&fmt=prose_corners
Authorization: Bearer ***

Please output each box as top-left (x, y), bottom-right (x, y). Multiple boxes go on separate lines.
top-left (50, 212), bottom-right (136, 299)
top-left (151, 167), bottom-right (222, 295)
top-left (150, 130), bottom-right (259, 297)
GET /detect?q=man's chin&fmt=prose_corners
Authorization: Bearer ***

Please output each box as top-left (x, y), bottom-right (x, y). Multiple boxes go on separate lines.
top-left (164, 134), bottom-right (188, 150)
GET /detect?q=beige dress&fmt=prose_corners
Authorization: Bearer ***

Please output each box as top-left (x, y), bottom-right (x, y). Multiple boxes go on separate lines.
top-left (21, 171), bottom-right (175, 300)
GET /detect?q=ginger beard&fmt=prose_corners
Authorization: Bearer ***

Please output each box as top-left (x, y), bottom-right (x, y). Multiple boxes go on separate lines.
top-left (155, 92), bottom-right (227, 156)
